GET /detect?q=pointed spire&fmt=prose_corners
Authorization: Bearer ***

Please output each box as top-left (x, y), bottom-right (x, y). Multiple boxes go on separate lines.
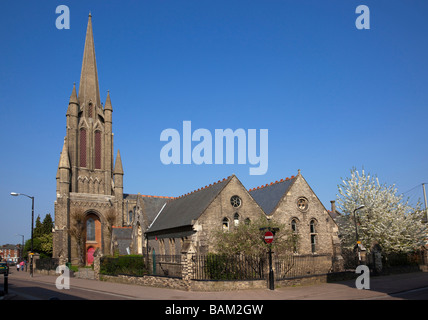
top-left (78, 13), bottom-right (101, 108)
top-left (69, 82), bottom-right (78, 104)
top-left (104, 90), bottom-right (113, 111)
top-left (66, 83), bottom-right (78, 116)
top-left (59, 139), bottom-right (70, 169)
top-left (114, 150), bottom-right (124, 175)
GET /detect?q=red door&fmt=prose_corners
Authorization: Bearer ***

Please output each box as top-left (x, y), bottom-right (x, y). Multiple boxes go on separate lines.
top-left (87, 247), bottom-right (95, 265)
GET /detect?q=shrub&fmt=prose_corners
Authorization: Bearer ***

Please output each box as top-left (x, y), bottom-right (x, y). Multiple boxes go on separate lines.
top-left (100, 255), bottom-right (148, 276)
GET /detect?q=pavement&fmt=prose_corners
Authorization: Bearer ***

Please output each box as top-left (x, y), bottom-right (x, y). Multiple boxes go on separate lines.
top-left (1, 268), bottom-right (428, 300)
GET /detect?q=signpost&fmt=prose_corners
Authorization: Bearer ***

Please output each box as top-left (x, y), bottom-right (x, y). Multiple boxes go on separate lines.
top-left (260, 228), bottom-right (278, 290)
top-left (264, 231), bottom-right (274, 244)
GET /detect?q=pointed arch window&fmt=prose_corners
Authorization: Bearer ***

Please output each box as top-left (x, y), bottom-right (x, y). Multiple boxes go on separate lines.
top-left (222, 217), bottom-right (229, 231)
top-left (310, 219), bottom-right (317, 253)
top-left (291, 219), bottom-right (298, 233)
top-left (86, 218), bottom-right (95, 241)
top-left (95, 130), bottom-right (101, 169)
top-left (234, 213), bottom-right (239, 226)
top-left (80, 128), bottom-right (87, 167)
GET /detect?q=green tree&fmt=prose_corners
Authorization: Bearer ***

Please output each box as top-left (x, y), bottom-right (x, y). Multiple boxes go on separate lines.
top-left (27, 213), bottom-right (54, 258)
top-left (34, 215), bottom-right (43, 238)
top-left (41, 214), bottom-right (54, 235)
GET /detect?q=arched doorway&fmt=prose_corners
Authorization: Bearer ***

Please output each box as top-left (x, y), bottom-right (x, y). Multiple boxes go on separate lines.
top-left (87, 247), bottom-right (95, 265)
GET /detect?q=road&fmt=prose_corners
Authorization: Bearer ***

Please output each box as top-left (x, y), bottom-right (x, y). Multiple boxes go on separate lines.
top-left (2, 269), bottom-right (428, 301)
top-left (2, 276), bottom-right (137, 300)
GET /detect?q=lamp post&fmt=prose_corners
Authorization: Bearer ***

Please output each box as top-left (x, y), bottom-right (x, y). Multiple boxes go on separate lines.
top-left (11, 192), bottom-right (34, 277)
top-left (353, 205), bottom-right (365, 263)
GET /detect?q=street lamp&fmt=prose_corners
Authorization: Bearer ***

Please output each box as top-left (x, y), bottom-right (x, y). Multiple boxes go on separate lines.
top-left (11, 192), bottom-right (34, 277)
top-left (353, 205), bottom-right (365, 263)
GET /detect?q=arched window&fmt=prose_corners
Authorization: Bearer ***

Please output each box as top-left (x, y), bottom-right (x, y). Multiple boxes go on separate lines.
top-left (80, 128), bottom-right (87, 167)
top-left (95, 130), bottom-right (101, 169)
top-left (291, 219), bottom-right (298, 233)
top-left (310, 220), bottom-right (316, 234)
top-left (86, 218), bottom-right (95, 241)
top-left (245, 218), bottom-right (251, 225)
top-left (222, 218), bottom-right (229, 231)
top-left (310, 219), bottom-right (317, 253)
top-left (234, 213), bottom-right (239, 226)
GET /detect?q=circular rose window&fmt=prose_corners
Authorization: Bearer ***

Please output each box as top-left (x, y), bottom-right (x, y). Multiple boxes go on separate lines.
top-left (230, 195), bottom-right (242, 208)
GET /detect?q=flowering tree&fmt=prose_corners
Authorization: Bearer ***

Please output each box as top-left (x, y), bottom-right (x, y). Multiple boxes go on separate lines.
top-left (336, 168), bottom-right (426, 253)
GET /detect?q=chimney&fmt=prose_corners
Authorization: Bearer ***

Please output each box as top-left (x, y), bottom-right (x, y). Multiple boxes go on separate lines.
top-left (330, 200), bottom-right (336, 213)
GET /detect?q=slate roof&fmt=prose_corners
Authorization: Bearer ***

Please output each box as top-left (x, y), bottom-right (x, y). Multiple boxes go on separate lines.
top-left (249, 176), bottom-right (297, 215)
top-left (147, 176), bottom-right (233, 233)
top-left (123, 194), bottom-right (170, 226)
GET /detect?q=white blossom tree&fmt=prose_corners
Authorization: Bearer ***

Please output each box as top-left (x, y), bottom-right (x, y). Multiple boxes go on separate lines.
top-left (336, 168), bottom-right (426, 253)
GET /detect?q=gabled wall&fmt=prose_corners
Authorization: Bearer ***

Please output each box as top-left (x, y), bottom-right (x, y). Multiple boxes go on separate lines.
top-left (270, 174), bottom-right (340, 255)
top-left (187, 175), bottom-right (266, 254)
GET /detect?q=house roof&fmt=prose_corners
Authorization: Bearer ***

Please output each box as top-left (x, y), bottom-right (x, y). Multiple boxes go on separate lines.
top-left (147, 176), bottom-right (233, 233)
top-left (249, 176), bottom-right (297, 215)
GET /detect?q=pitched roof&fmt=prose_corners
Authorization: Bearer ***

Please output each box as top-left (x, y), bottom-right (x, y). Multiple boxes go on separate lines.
top-left (249, 176), bottom-right (297, 215)
top-left (147, 176), bottom-right (233, 233)
top-left (123, 193), bottom-right (170, 226)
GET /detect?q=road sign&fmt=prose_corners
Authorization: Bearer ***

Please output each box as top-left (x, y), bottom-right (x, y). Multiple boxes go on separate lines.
top-left (264, 231), bottom-right (274, 244)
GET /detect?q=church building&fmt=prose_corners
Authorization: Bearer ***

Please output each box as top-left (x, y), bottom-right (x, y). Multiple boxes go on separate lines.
top-left (53, 15), bottom-right (342, 266)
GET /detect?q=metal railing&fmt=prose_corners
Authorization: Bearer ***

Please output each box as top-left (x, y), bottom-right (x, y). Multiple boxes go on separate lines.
top-left (151, 254), bottom-right (182, 278)
top-left (275, 254), bottom-right (332, 280)
top-left (191, 254), bottom-right (266, 281)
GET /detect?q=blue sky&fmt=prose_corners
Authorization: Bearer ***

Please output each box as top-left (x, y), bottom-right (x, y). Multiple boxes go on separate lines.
top-left (1, 0), bottom-right (427, 245)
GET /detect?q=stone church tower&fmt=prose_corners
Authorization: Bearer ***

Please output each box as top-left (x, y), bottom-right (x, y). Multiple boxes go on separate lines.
top-left (53, 14), bottom-right (124, 265)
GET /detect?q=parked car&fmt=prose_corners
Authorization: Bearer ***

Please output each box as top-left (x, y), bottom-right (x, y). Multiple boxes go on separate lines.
top-left (0, 262), bottom-right (9, 275)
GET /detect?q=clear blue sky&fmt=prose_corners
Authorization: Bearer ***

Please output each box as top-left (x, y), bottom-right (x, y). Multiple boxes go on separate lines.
top-left (1, 0), bottom-right (427, 245)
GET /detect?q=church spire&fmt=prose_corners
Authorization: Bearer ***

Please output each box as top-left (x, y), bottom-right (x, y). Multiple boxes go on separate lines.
top-left (104, 90), bottom-right (113, 112)
top-left (114, 150), bottom-right (124, 175)
top-left (78, 13), bottom-right (101, 108)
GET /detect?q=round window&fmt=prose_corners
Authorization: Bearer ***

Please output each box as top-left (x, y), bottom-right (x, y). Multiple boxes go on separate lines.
top-left (230, 195), bottom-right (242, 208)
top-left (297, 197), bottom-right (308, 211)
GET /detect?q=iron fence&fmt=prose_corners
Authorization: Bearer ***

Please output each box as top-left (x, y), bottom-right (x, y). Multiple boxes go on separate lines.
top-left (275, 254), bottom-right (332, 280)
top-left (150, 254), bottom-right (182, 278)
top-left (192, 254), bottom-right (266, 281)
